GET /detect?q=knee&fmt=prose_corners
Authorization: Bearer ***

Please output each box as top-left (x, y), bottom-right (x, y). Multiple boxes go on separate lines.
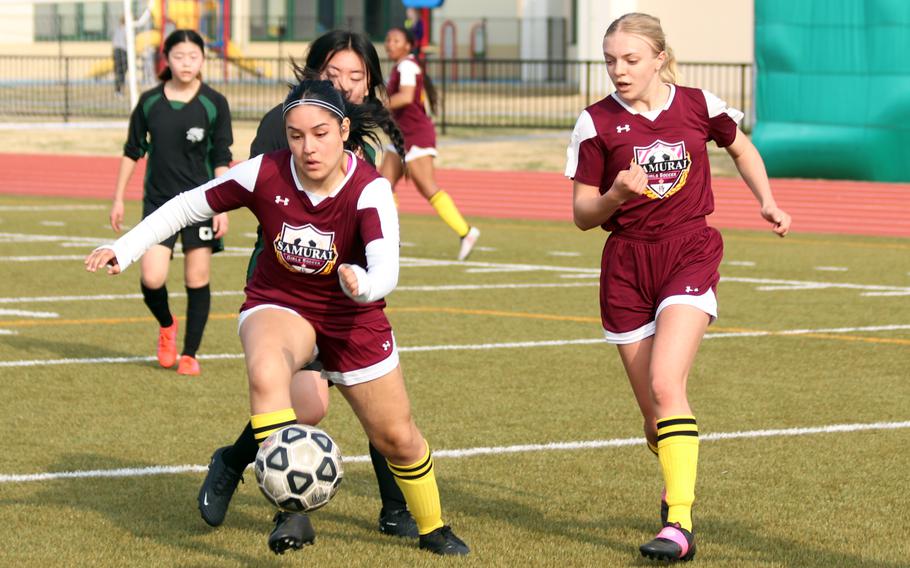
top-left (247, 358), bottom-right (291, 398)
top-left (371, 422), bottom-right (422, 464)
top-left (294, 397), bottom-right (328, 426)
top-left (141, 275), bottom-right (167, 290)
top-left (184, 267), bottom-right (210, 288)
top-left (649, 376), bottom-right (686, 408)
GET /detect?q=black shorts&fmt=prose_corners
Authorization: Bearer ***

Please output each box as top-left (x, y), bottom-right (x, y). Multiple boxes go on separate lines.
top-left (142, 201), bottom-right (224, 254)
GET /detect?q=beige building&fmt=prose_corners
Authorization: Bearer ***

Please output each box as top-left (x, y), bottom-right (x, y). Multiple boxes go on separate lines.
top-left (0, 0), bottom-right (753, 63)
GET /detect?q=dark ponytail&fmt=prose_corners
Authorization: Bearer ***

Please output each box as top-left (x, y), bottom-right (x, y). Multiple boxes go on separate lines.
top-left (343, 98), bottom-right (406, 164)
top-left (389, 26), bottom-right (439, 115)
top-left (158, 29), bottom-right (205, 82)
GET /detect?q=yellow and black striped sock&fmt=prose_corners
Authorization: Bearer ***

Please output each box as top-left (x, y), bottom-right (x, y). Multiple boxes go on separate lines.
top-left (250, 408), bottom-right (297, 446)
top-left (387, 443), bottom-right (444, 535)
top-left (657, 415), bottom-right (699, 532)
top-left (429, 190), bottom-right (470, 238)
top-left (647, 439), bottom-right (659, 457)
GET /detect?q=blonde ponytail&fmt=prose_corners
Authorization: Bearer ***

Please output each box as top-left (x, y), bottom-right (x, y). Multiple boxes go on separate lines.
top-left (661, 44), bottom-right (678, 84)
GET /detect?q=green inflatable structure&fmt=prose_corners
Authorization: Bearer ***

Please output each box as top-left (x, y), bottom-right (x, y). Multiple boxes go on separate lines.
top-left (752, 0), bottom-right (910, 182)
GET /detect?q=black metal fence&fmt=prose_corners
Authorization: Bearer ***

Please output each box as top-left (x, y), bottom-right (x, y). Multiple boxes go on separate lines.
top-left (0, 54), bottom-right (753, 131)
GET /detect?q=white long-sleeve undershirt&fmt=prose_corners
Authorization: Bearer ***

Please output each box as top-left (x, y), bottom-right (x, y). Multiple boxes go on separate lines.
top-left (338, 177), bottom-right (399, 303)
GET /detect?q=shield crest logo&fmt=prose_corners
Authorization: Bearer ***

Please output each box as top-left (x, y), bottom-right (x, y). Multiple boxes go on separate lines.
top-left (273, 223), bottom-right (337, 275)
top-left (633, 139), bottom-right (692, 199)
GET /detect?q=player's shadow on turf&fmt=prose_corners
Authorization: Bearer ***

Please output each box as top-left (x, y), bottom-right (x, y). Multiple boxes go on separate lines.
top-left (0, 334), bottom-right (164, 371)
top-left (439, 476), bottom-right (638, 556)
top-left (424, 478), bottom-right (901, 567)
top-left (688, 517), bottom-right (905, 568)
top-left (2, 453), bottom-right (321, 566)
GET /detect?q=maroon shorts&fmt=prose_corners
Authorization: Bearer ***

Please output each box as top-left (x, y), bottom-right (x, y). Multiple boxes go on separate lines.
top-left (311, 315), bottom-right (398, 386)
top-left (599, 219), bottom-right (723, 344)
top-left (238, 303), bottom-right (398, 386)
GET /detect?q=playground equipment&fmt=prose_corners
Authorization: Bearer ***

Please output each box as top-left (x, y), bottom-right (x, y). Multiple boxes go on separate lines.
top-left (88, 0), bottom-right (268, 81)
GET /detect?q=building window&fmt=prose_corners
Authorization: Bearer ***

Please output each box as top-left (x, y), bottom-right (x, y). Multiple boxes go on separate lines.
top-left (364, 0), bottom-right (404, 42)
top-left (250, 0), bottom-right (369, 41)
top-left (34, 2), bottom-right (119, 41)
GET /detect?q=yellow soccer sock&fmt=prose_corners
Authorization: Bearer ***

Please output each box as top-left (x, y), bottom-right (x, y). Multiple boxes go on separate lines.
top-left (251, 408), bottom-right (297, 445)
top-left (657, 415), bottom-right (699, 532)
top-left (387, 443), bottom-right (444, 535)
top-left (429, 190), bottom-right (470, 238)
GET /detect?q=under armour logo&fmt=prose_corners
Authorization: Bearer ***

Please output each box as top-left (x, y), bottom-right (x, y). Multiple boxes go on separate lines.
top-left (616, 124), bottom-right (630, 133)
top-left (382, 341), bottom-right (391, 351)
top-left (685, 286), bottom-right (700, 293)
top-left (275, 196), bottom-right (289, 206)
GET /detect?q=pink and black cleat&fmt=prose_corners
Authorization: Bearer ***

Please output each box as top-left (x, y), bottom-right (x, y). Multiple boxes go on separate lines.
top-left (640, 522), bottom-right (696, 563)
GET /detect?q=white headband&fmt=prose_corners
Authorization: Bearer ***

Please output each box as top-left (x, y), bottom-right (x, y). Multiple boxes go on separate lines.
top-left (283, 98), bottom-right (345, 118)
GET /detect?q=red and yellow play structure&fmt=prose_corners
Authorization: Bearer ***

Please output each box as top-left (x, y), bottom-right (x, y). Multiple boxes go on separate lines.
top-left (89, 0), bottom-right (268, 80)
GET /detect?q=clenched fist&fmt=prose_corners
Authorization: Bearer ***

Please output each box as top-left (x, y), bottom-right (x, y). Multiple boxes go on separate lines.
top-left (338, 264), bottom-right (359, 297)
top-left (610, 163), bottom-right (649, 203)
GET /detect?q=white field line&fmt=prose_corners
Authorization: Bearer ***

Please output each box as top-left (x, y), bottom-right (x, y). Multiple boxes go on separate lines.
top-left (0, 232), bottom-right (109, 244)
top-left (0, 120), bottom-right (127, 130)
top-left (0, 309), bottom-right (59, 318)
top-left (0, 234), bottom-right (905, 296)
top-left (1, 420), bottom-right (907, 484)
top-left (725, 260), bottom-right (756, 267)
top-left (560, 273), bottom-right (600, 279)
top-left (0, 205), bottom-right (106, 212)
top-left (1, 274), bottom-right (908, 305)
top-left (0, 283), bottom-right (601, 306)
top-left (722, 276), bottom-right (910, 296)
top-left (1, 324), bottom-right (908, 369)
top-left (0, 251), bottom-right (255, 262)
top-left (864, 291), bottom-right (910, 297)
top-left (0, 329), bottom-right (17, 335)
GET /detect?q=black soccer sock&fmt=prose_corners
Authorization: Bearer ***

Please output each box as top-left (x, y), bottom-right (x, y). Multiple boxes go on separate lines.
top-left (370, 442), bottom-right (408, 511)
top-left (223, 421), bottom-right (259, 471)
top-left (140, 282), bottom-right (173, 327)
top-left (183, 284), bottom-right (211, 357)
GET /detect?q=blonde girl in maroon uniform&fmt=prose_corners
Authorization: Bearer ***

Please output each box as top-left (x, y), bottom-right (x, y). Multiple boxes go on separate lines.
top-left (380, 26), bottom-right (481, 261)
top-left (566, 13), bottom-right (790, 562)
top-left (86, 80), bottom-right (469, 557)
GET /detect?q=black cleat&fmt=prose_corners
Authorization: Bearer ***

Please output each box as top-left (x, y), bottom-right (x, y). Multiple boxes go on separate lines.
top-left (640, 523), bottom-right (696, 563)
top-left (268, 511), bottom-right (316, 555)
top-left (198, 446), bottom-right (244, 527)
top-left (378, 507), bottom-right (419, 538)
top-left (418, 525), bottom-right (470, 556)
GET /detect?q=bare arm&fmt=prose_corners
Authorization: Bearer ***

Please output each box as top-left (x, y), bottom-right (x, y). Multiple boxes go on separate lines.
top-left (725, 129), bottom-right (791, 237)
top-left (110, 156), bottom-right (138, 233)
top-left (572, 164), bottom-right (647, 230)
top-left (387, 85), bottom-right (415, 110)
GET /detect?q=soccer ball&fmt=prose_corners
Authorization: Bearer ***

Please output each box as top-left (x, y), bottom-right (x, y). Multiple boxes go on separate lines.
top-left (254, 424), bottom-right (344, 512)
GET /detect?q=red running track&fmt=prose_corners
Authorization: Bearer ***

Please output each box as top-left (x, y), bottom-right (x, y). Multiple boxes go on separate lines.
top-left (0, 153), bottom-right (908, 238)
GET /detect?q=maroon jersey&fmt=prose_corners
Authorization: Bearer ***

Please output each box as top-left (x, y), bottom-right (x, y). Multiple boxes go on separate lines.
top-left (204, 150), bottom-right (395, 323)
top-left (566, 85), bottom-right (742, 234)
top-left (387, 55), bottom-right (437, 150)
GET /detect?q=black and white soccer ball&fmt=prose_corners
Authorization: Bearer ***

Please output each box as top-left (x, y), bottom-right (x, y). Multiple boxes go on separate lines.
top-left (254, 425), bottom-right (344, 512)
